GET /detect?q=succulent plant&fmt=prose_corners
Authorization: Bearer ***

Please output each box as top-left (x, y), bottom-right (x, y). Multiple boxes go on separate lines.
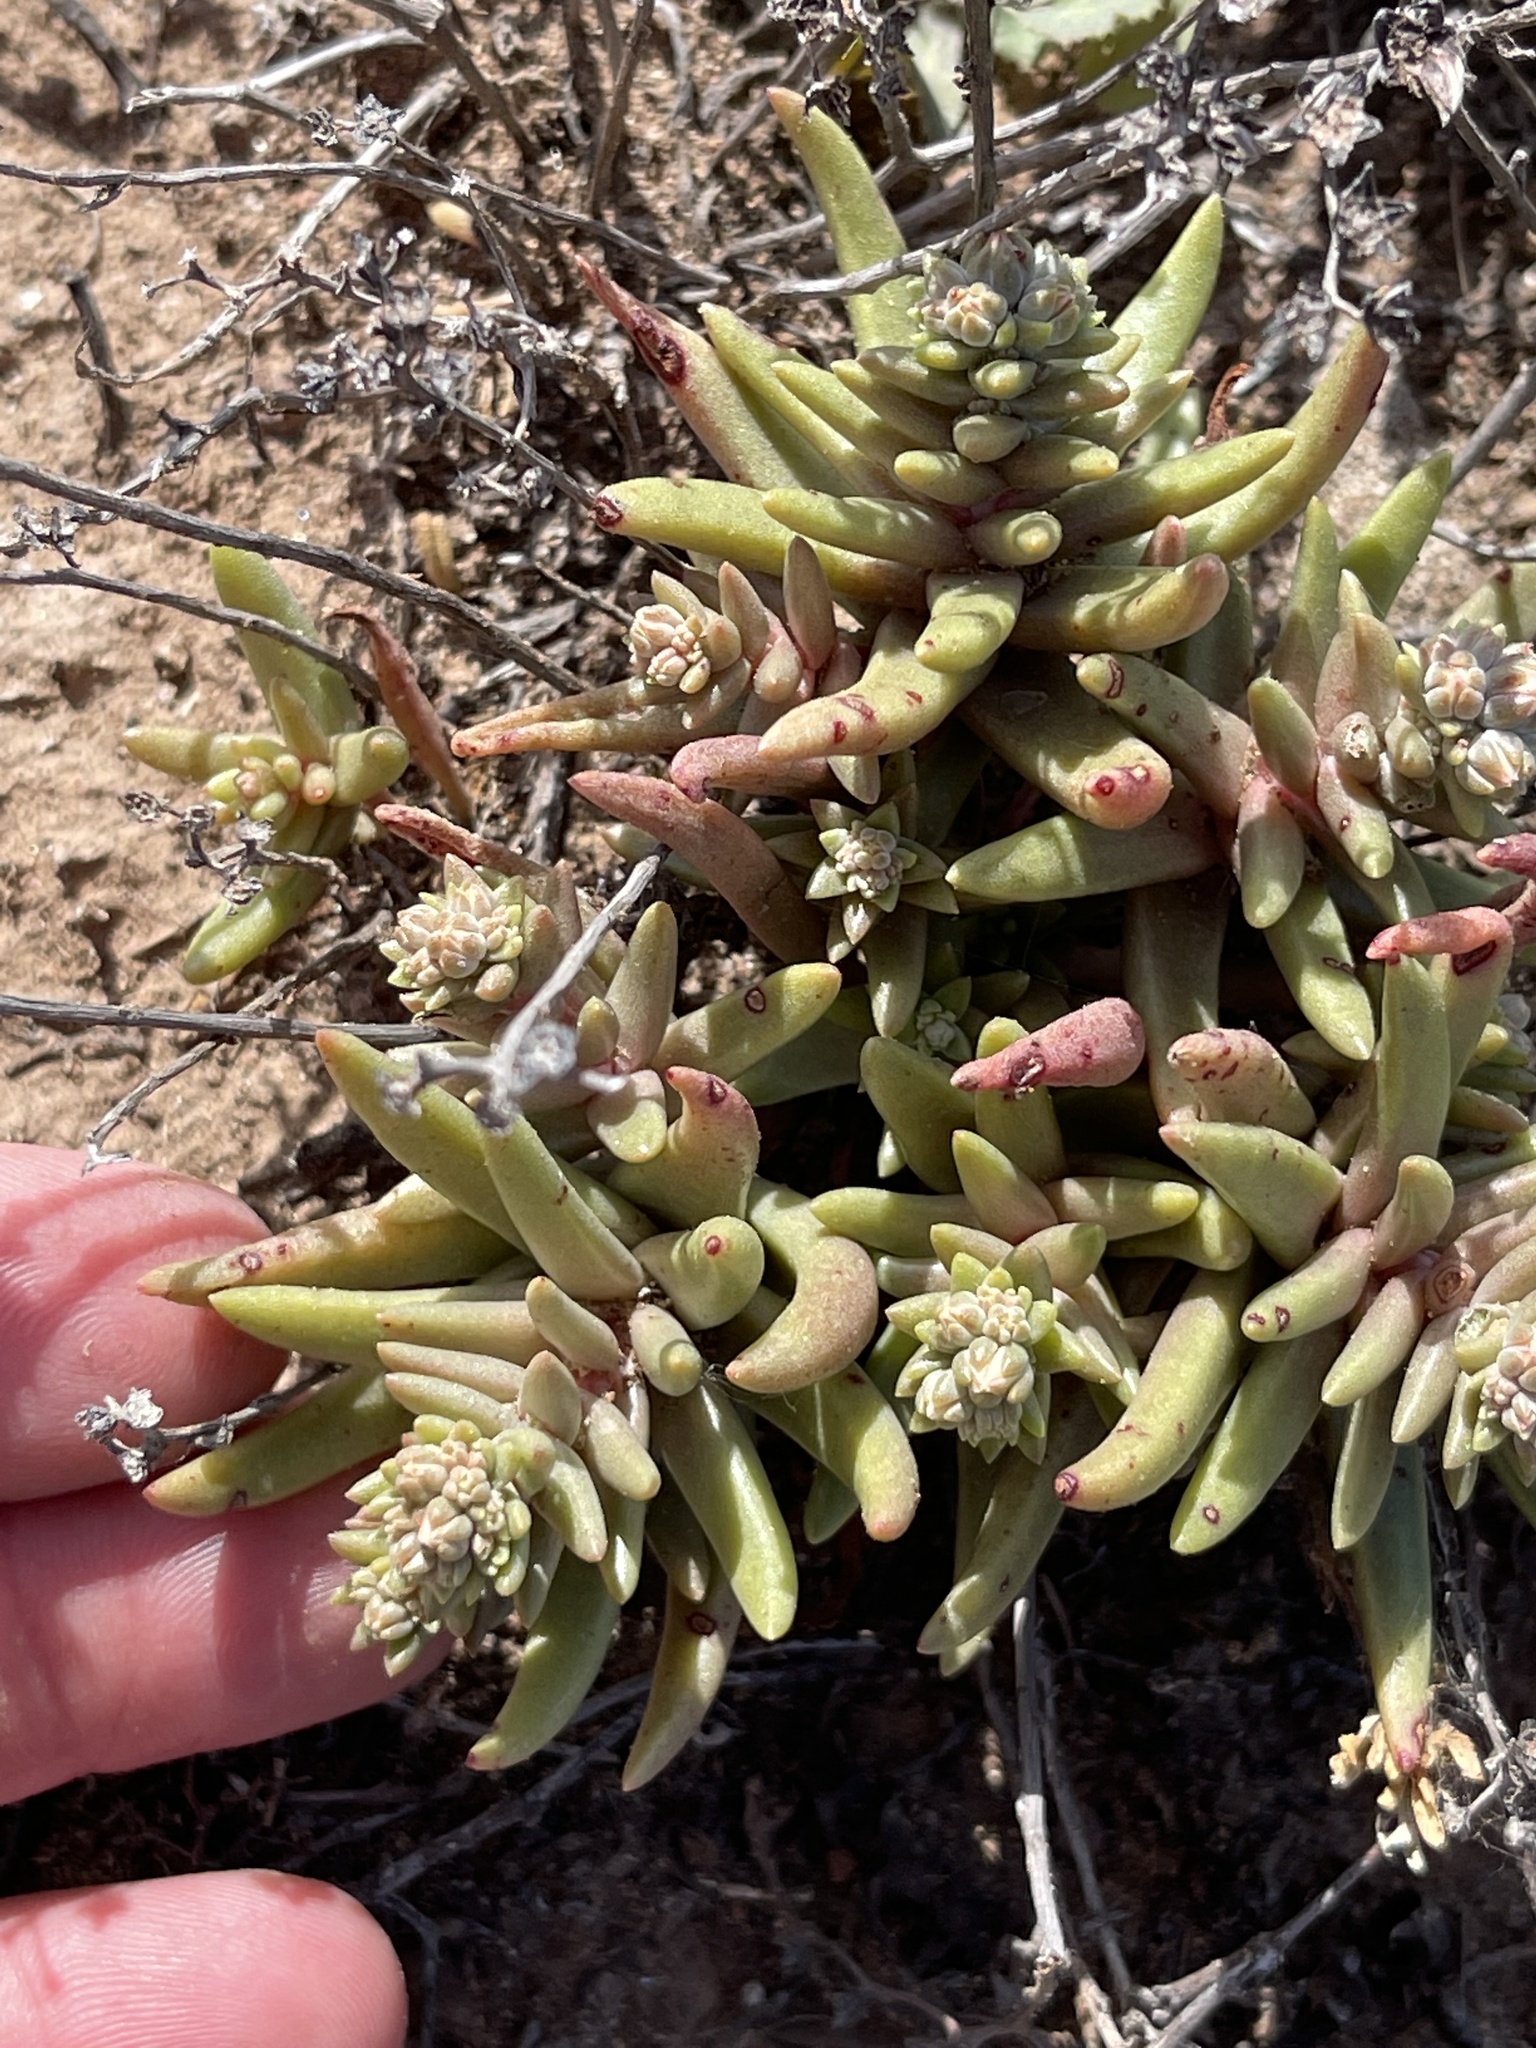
top-left (123, 91), bottom-right (1536, 1867)
top-left (137, 867), bottom-right (924, 1780)
top-left (124, 549), bottom-right (415, 983)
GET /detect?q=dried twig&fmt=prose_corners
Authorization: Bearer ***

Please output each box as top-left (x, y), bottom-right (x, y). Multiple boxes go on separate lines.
top-left (1141, 1844), bottom-right (1386, 2044)
top-left (1037, 1630), bottom-right (1133, 2005)
top-left (1432, 521), bottom-right (1536, 565)
top-left (82, 1037), bottom-right (231, 1173)
top-left (0, 151), bottom-right (727, 290)
top-left (402, 854), bottom-right (660, 1126)
top-left (45, 0), bottom-right (143, 111)
top-left (587, 0), bottom-right (657, 212)
top-left (77, 1363), bottom-right (341, 1486)
top-left (9, 76), bottom-right (462, 393)
top-left (62, 271), bottom-right (130, 454)
top-left (0, 567), bottom-right (378, 699)
top-left (371, 1714), bottom-right (641, 1897)
top-left (0, 455), bottom-right (586, 689)
top-left (1449, 358), bottom-right (1536, 489)
top-left (1012, 1589), bottom-right (1070, 1972)
top-left (128, 28), bottom-right (418, 112)
top-left (366, 1642), bottom-right (888, 1901)
top-left (759, 136), bottom-right (1152, 307)
top-left (73, 915), bottom-right (404, 1164)
top-left (349, 0), bottom-right (538, 160)
top-left (1424, 1485), bottom-right (1536, 1868)
top-left (518, 751), bottom-right (572, 870)
top-left (1453, 102), bottom-right (1536, 240)
top-left (116, 387), bottom-right (304, 497)
top-left (961, 0), bottom-right (997, 224)
top-left (1084, 180), bottom-right (1209, 279)
top-left (0, 993), bottom-right (440, 1046)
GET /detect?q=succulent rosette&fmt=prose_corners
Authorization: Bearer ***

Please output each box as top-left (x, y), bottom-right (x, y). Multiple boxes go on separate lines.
top-left (775, 797), bottom-right (956, 959)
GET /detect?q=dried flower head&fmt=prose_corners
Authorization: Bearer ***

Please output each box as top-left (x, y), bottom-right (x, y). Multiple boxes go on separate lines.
top-left (1330, 1712), bottom-right (1484, 1876)
top-left (381, 855), bottom-right (527, 1018)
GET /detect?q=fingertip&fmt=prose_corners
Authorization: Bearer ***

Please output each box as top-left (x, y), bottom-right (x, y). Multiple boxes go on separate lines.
top-left (0, 1145), bottom-right (281, 1500)
top-left (0, 1482), bottom-right (444, 1803)
top-left (0, 1870), bottom-right (408, 2048)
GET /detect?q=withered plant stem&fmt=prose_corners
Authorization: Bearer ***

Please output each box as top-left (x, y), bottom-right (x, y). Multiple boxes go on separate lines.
top-left (1143, 1845), bottom-right (1385, 2045)
top-left (962, 0), bottom-right (997, 223)
top-left (587, 0), bottom-right (657, 212)
top-left (128, 27), bottom-right (417, 111)
top-left (0, 994), bottom-right (441, 1046)
top-left (0, 456), bottom-right (585, 691)
top-left (62, 272), bottom-right (130, 454)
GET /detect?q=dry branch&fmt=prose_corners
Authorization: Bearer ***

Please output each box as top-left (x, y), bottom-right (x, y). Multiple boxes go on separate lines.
top-left (0, 456), bottom-right (585, 690)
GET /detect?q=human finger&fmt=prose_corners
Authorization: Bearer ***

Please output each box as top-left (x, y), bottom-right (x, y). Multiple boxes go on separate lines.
top-left (0, 1870), bottom-right (407, 2048)
top-left (0, 1479), bottom-right (440, 1805)
top-left (0, 1145), bottom-right (281, 1502)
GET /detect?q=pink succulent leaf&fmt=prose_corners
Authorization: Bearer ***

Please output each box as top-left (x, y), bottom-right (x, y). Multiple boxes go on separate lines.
top-left (951, 998), bottom-right (1145, 1095)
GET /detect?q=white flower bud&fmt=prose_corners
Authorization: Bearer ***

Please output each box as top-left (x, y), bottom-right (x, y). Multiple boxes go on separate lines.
top-left (627, 599), bottom-right (740, 696)
top-left (1384, 711), bottom-right (1438, 782)
top-left (334, 1418), bottom-right (538, 1672)
top-left (1479, 640), bottom-right (1536, 730)
top-left (1419, 621), bottom-right (1506, 725)
top-left (381, 856), bottom-right (527, 1019)
top-left (1456, 728), bottom-right (1535, 799)
top-left (898, 1266), bottom-right (1053, 1449)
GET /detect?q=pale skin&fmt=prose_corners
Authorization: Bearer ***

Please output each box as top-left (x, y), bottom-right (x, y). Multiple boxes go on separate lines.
top-left (0, 1143), bottom-right (421, 2048)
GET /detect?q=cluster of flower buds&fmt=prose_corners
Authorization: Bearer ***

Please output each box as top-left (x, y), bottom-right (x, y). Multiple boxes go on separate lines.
top-left (1391, 621), bottom-right (1536, 806)
top-left (894, 1255), bottom-right (1059, 1449)
top-left (911, 233), bottom-right (1122, 464)
top-left (333, 1417), bottom-right (542, 1676)
top-left (380, 855), bottom-right (529, 1027)
top-left (1465, 1318), bottom-right (1536, 1479)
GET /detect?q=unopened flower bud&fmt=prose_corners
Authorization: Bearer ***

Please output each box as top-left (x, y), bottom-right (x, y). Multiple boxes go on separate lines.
top-left (1457, 728), bottom-right (1535, 800)
top-left (381, 854), bottom-right (527, 1019)
top-left (896, 1265), bottom-right (1054, 1450)
top-left (627, 599), bottom-right (741, 696)
top-left (1384, 712), bottom-right (1437, 782)
top-left (1479, 641), bottom-right (1536, 731)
